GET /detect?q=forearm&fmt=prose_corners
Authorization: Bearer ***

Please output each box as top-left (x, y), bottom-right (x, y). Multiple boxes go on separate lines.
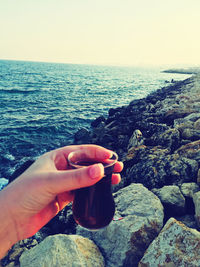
top-left (0, 189), bottom-right (17, 259)
top-left (0, 225), bottom-right (14, 259)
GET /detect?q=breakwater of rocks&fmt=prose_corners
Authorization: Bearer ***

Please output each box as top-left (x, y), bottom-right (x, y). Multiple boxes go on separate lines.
top-left (2, 73), bottom-right (200, 267)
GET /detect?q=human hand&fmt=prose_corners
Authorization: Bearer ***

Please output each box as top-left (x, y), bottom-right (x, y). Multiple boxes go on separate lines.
top-left (0, 144), bottom-right (123, 257)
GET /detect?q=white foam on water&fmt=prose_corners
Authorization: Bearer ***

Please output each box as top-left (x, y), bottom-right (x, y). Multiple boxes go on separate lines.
top-left (0, 178), bottom-right (9, 190)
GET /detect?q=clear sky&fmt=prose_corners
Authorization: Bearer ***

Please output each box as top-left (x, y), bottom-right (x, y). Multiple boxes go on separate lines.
top-left (0, 0), bottom-right (200, 66)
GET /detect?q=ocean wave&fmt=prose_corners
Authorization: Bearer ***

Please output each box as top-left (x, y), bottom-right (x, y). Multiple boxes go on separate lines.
top-left (0, 88), bottom-right (41, 93)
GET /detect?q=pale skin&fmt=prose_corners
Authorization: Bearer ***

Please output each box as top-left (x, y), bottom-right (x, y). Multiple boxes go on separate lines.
top-left (0, 144), bottom-right (123, 259)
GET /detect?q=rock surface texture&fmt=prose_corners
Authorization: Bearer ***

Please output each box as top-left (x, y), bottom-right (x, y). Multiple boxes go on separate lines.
top-left (152, 185), bottom-right (186, 217)
top-left (19, 234), bottom-right (104, 267)
top-left (139, 218), bottom-right (200, 267)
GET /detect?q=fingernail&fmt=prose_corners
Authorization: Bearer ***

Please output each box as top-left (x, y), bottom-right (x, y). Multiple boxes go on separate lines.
top-left (103, 150), bottom-right (113, 159)
top-left (88, 164), bottom-right (104, 179)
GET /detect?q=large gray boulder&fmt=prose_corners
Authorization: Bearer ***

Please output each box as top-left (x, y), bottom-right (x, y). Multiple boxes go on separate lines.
top-left (19, 234), bottom-right (104, 267)
top-left (77, 183), bottom-right (164, 267)
top-left (139, 217), bottom-right (200, 267)
top-left (152, 185), bottom-right (186, 216)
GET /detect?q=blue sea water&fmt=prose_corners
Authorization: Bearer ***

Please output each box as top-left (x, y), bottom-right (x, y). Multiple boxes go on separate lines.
top-left (0, 60), bottom-right (191, 179)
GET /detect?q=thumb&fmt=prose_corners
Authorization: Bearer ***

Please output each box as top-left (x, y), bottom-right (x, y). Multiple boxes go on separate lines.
top-left (47, 164), bottom-right (104, 194)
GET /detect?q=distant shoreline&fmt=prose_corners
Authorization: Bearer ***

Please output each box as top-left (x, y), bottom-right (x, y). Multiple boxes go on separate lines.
top-left (162, 67), bottom-right (200, 75)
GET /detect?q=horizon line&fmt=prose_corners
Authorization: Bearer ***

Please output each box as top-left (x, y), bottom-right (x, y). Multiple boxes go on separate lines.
top-left (0, 58), bottom-right (198, 69)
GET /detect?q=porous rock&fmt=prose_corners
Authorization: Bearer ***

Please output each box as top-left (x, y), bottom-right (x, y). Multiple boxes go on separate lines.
top-left (74, 128), bottom-right (91, 144)
top-left (174, 214), bottom-right (198, 229)
top-left (174, 120), bottom-right (194, 131)
top-left (180, 183), bottom-right (200, 215)
top-left (146, 128), bottom-right (180, 151)
top-left (176, 140), bottom-right (200, 163)
top-left (194, 118), bottom-right (200, 129)
top-left (20, 234), bottom-right (104, 267)
top-left (44, 203), bottom-right (76, 235)
top-left (1, 237), bottom-right (38, 267)
top-left (152, 185), bottom-right (186, 216)
top-left (193, 191), bottom-right (200, 228)
top-left (91, 115), bottom-right (106, 128)
top-left (175, 112), bottom-right (200, 124)
top-left (163, 108), bottom-right (196, 125)
top-left (77, 183), bottom-right (164, 267)
top-left (139, 217), bottom-right (200, 267)
top-left (181, 128), bottom-right (200, 141)
top-left (197, 169), bottom-right (200, 184)
top-left (180, 182), bottom-right (199, 198)
top-left (136, 122), bottom-right (169, 139)
top-left (125, 146), bottom-right (198, 189)
top-left (184, 112), bottom-right (200, 123)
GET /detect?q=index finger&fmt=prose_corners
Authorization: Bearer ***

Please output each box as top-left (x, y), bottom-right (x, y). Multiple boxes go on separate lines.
top-left (55, 144), bottom-right (113, 161)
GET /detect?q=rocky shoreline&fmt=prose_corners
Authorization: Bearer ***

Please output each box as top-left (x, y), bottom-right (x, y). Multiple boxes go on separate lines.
top-left (162, 67), bottom-right (200, 75)
top-left (1, 73), bottom-right (200, 266)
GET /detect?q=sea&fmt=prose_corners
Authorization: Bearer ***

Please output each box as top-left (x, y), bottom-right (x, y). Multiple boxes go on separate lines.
top-left (0, 60), bottom-right (192, 180)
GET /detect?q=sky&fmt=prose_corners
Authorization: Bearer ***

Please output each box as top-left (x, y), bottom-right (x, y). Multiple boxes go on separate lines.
top-left (0, 0), bottom-right (200, 66)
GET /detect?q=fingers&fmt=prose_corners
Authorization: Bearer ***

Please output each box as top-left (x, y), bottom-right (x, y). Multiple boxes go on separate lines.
top-left (51, 144), bottom-right (123, 171)
top-left (113, 161), bottom-right (123, 173)
top-left (47, 163), bottom-right (105, 194)
top-left (111, 162), bottom-right (123, 185)
top-left (51, 144), bottom-right (114, 170)
top-left (41, 145), bottom-right (123, 194)
top-left (55, 144), bottom-right (113, 160)
top-left (56, 192), bottom-right (74, 210)
top-left (46, 160), bottom-right (123, 194)
top-left (67, 147), bottom-right (113, 164)
top-left (111, 173), bottom-right (121, 185)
